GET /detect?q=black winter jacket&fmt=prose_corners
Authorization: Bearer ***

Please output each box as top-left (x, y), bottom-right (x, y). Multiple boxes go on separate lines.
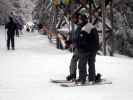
top-left (5, 20), bottom-right (17, 34)
top-left (77, 28), bottom-right (99, 53)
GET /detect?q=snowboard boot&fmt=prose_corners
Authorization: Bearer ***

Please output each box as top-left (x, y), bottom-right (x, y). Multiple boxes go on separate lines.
top-left (66, 74), bottom-right (76, 81)
top-left (95, 73), bottom-right (102, 82)
top-left (88, 81), bottom-right (95, 85)
top-left (75, 78), bottom-right (86, 85)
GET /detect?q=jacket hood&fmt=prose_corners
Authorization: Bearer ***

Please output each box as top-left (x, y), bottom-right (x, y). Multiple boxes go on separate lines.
top-left (81, 23), bottom-right (94, 34)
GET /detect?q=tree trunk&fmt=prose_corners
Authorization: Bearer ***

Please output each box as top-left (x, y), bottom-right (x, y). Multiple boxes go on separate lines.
top-left (102, 0), bottom-right (106, 55)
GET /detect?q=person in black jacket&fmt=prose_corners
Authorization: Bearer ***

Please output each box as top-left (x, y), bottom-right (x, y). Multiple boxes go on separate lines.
top-left (5, 17), bottom-right (17, 50)
top-left (76, 22), bottom-right (99, 84)
top-left (66, 14), bottom-right (91, 82)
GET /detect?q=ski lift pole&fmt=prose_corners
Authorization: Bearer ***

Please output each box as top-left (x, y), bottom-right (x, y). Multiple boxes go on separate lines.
top-left (102, 0), bottom-right (106, 55)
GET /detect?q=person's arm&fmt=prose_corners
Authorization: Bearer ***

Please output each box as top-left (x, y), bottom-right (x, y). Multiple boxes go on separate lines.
top-left (5, 23), bottom-right (8, 29)
top-left (91, 28), bottom-right (100, 50)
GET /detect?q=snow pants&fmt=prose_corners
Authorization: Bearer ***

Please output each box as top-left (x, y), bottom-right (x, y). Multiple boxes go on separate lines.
top-left (7, 31), bottom-right (15, 50)
top-left (69, 48), bottom-right (79, 77)
top-left (78, 52), bottom-right (96, 81)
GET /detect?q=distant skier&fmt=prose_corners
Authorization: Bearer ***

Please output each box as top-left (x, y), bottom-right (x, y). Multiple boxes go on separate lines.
top-left (15, 23), bottom-right (20, 37)
top-left (5, 17), bottom-right (17, 50)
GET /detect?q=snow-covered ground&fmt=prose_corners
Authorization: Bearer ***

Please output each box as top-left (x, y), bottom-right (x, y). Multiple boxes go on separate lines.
top-left (0, 26), bottom-right (133, 100)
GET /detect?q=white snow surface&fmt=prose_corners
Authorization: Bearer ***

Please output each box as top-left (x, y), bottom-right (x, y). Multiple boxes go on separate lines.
top-left (0, 26), bottom-right (133, 100)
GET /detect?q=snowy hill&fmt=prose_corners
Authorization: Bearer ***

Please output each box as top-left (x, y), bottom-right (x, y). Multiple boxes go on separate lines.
top-left (0, 26), bottom-right (133, 100)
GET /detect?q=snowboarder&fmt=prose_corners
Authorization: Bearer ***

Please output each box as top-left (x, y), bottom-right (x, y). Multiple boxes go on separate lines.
top-left (5, 17), bottom-right (17, 50)
top-left (76, 20), bottom-right (99, 84)
top-left (65, 13), bottom-right (81, 81)
top-left (66, 13), bottom-right (87, 81)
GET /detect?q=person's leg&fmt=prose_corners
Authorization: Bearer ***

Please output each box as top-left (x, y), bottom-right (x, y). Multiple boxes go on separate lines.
top-left (88, 53), bottom-right (96, 82)
top-left (77, 53), bottom-right (88, 83)
top-left (66, 49), bottom-right (79, 81)
top-left (7, 32), bottom-right (10, 50)
top-left (69, 49), bottom-right (79, 76)
top-left (11, 33), bottom-right (15, 50)
top-left (16, 29), bottom-right (19, 37)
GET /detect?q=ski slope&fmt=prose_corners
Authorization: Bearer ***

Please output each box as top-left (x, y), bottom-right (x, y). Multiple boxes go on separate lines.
top-left (0, 26), bottom-right (133, 100)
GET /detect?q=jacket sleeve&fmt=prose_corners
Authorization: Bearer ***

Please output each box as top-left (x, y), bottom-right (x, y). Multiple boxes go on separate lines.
top-left (91, 28), bottom-right (100, 50)
top-left (5, 23), bottom-right (8, 29)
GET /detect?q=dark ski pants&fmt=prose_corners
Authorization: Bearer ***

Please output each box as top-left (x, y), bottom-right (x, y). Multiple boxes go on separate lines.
top-left (69, 48), bottom-right (79, 77)
top-left (15, 29), bottom-right (19, 37)
top-left (78, 52), bottom-right (97, 81)
top-left (7, 32), bottom-right (15, 50)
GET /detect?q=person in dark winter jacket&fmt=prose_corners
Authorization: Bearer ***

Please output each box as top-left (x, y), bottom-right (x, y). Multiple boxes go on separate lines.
top-left (66, 13), bottom-right (82, 81)
top-left (76, 22), bottom-right (99, 84)
top-left (5, 17), bottom-right (17, 50)
top-left (66, 14), bottom-right (91, 81)
top-left (66, 26), bottom-right (81, 81)
top-left (78, 23), bottom-right (99, 53)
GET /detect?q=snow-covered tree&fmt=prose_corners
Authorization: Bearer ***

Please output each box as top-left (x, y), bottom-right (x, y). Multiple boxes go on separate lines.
top-left (0, 0), bottom-right (35, 24)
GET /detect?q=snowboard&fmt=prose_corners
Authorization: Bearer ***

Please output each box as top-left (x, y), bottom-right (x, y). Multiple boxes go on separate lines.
top-left (50, 79), bottom-right (74, 83)
top-left (60, 79), bottom-right (112, 87)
